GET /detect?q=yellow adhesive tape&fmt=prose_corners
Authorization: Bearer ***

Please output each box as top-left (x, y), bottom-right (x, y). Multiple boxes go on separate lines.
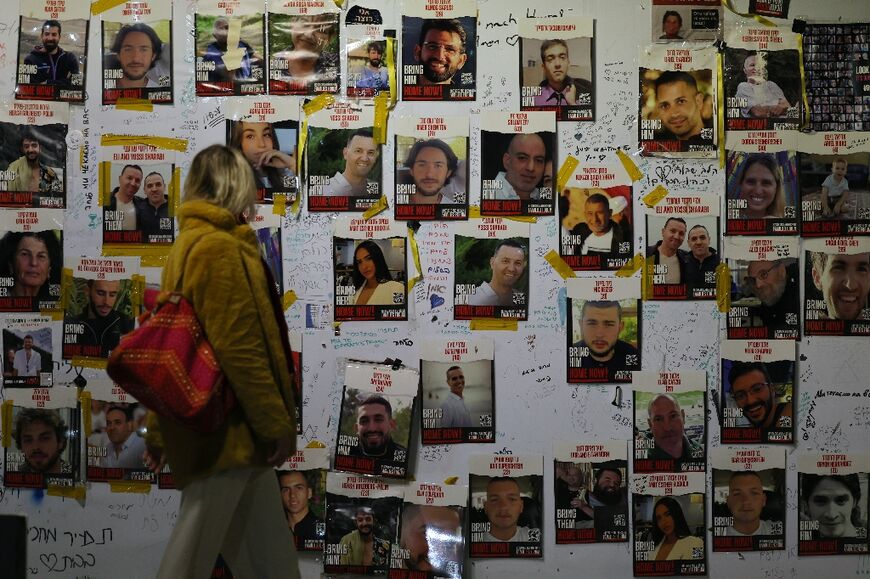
top-left (48, 484), bottom-right (86, 500)
top-left (79, 147), bottom-right (85, 172)
top-left (109, 480), bottom-right (153, 494)
top-left (91, 0), bottom-right (127, 15)
top-left (615, 254), bottom-right (645, 278)
top-left (273, 194), bottom-right (288, 216)
top-left (297, 118), bottom-right (308, 176)
top-left (616, 149), bottom-right (643, 182)
top-left (290, 192), bottom-right (302, 216)
top-left (363, 196), bottom-right (389, 219)
top-left (102, 244), bottom-right (171, 260)
top-left (140, 255), bottom-right (167, 268)
top-left (169, 167), bottom-right (181, 218)
top-left (303, 94), bottom-right (335, 116)
top-left (408, 226), bottom-right (423, 292)
top-left (544, 249), bottom-right (576, 279)
top-left (115, 99), bottom-right (154, 112)
top-left (716, 262), bottom-right (731, 313)
top-left (60, 267), bottom-right (74, 311)
top-left (642, 185), bottom-right (668, 208)
top-left (1, 400), bottom-right (13, 448)
top-left (99, 161), bottom-right (112, 206)
top-left (556, 155), bottom-right (579, 194)
top-left (443, 476), bottom-right (459, 485)
top-left (386, 37), bottom-right (397, 108)
top-left (306, 440), bottom-right (328, 449)
top-left (72, 357), bottom-right (109, 370)
top-left (282, 290), bottom-right (298, 310)
top-left (101, 134), bottom-right (188, 152)
top-left (223, 19), bottom-right (245, 71)
top-left (373, 94), bottom-right (389, 144)
top-left (469, 319), bottom-right (519, 331)
top-left (79, 390), bottom-right (93, 439)
top-left (797, 34), bottom-right (810, 132)
top-left (716, 52), bottom-right (725, 169)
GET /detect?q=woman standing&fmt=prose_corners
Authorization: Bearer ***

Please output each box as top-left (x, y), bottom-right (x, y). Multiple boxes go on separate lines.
top-left (144, 145), bottom-right (300, 578)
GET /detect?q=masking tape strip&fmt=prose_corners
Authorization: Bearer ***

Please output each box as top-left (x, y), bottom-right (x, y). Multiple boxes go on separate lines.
top-left (115, 99), bottom-right (154, 112)
top-left (79, 147), bottom-right (85, 172)
top-left (297, 118), bottom-right (308, 178)
top-left (72, 356), bottom-right (109, 370)
top-left (130, 274), bottom-right (146, 313)
top-left (303, 94), bottom-right (335, 116)
top-left (109, 480), bottom-right (153, 494)
top-left (47, 484), bottom-right (86, 500)
top-left (408, 226), bottom-right (423, 292)
top-left (556, 155), bottom-right (579, 194)
top-left (797, 33), bottom-right (809, 131)
top-left (717, 52), bottom-right (725, 169)
top-left (79, 390), bottom-right (93, 439)
top-left (282, 290), bottom-right (298, 311)
top-left (91, 0), bottom-right (127, 15)
top-left (469, 318), bottom-right (519, 331)
top-left (1, 401), bottom-right (13, 448)
top-left (616, 149), bottom-right (643, 182)
top-left (715, 262), bottom-right (731, 313)
top-left (443, 476), bottom-right (459, 485)
top-left (273, 194), bottom-right (288, 216)
top-left (373, 93), bottom-right (389, 144)
top-left (642, 185), bottom-right (668, 208)
top-left (290, 192), bottom-right (302, 216)
top-left (386, 37), bottom-right (398, 108)
top-left (169, 167), bottom-right (181, 218)
top-left (140, 255), bottom-right (167, 268)
top-left (102, 244), bottom-right (171, 259)
top-left (99, 161), bottom-right (112, 206)
top-left (100, 135), bottom-right (188, 152)
top-left (363, 196), bottom-right (389, 219)
top-left (544, 249), bottom-right (576, 279)
top-left (223, 19), bottom-right (246, 71)
top-left (615, 253), bottom-right (645, 278)
top-left (306, 440), bottom-right (327, 449)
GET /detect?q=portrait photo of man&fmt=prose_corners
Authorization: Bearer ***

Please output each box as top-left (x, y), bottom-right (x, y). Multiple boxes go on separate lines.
top-left (482, 133), bottom-right (549, 202)
top-left (21, 19), bottom-right (80, 86)
top-left (399, 504), bottom-right (463, 573)
top-left (556, 462), bottom-right (628, 536)
top-left (466, 239), bottom-right (527, 307)
top-left (684, 224), bottom-right (719, 291)
top-left (402, 16), bottom-right (476, 100)
top-left (647, 217), bottom-right (688, 285)
top-left (69, 279), bottom-right (135, 358)
top-left (12, 407), bottom-right (72, 475)
top-left (350, 40), bottom-right (389, 94)
top-left (4, 129), bottom-right (62, 194)
top-left (105, 22), bottom-right (165, 90)
top-left (525, 39), bottom-right (593, 110)
top-left (641, 69), bottom-right (714, 148)
top-left (800, 473), bottom-right (867, 541)
top-left (413, 19), bottom-right (468, 86)
top-left (571, 300), bottom-right (639, 376)
top-left (136, 171), bottom-right (171, 241)
top-left (197, 15), bottom-right (263, 90)
top-left (278, 470), bottom-right (323, 549)
top-left (730, 257), bottom-right (800, 336)
top-left (321, 129), bottom-right (380, 197)
top-left (722, 471), bottom-right (780, 537)
top-left (338, 506), bottom-right (392, 567)
top-left (421, 357), bottom-right (494, 444)
top-left (105, 164), bottom-right (143, 231)
top-left (808, 250), bottom-right (870, 321)
top-left (636, 392), bottom-right (705, 471)
top-left (565, 191), bottom-right (630, 258)
top-left (482, 477), bottom-right (532, 543)
top-left (724, 361), bottom-right (793, 437)
top-left (101, 404), bottom-right (146, 469)
top-left (398, 138), bottom-right (464, 205)
top-left (11, 334), bottom-right (42, 378)
top-left (346, 395), bottom-right (408, 461)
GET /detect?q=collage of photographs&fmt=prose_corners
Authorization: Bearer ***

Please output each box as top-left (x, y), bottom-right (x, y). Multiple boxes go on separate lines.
top-left (0, 0), bottom-right (869, 577)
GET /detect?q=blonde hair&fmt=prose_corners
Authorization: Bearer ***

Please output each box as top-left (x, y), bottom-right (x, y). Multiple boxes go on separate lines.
top-left (183, 145), bottom-right (257, 219)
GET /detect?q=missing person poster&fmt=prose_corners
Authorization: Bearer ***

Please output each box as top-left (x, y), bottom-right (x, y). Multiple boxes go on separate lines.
top-left (724, 236), bottom-right (800, 340)
top-left (225, 97), bottom-right (299, 205)
top-left (333, 361), bottom-right (417, 479)
top-left (0, 209), bottom-right (63, 313)
top-left (15, 0), bottom-right (88, 102)
top-left (518, 16), bottom-right (594, 122)
top-left (420, 337), bottom-right (495, 445)
top-left (99, 137), bottom-right (176, 250)
top-left (651, 0), bottom-right (721, 43)
top-left (798, 453), bottom-right (870, 556)
top-left (803, 23), bottom-right (870, 133)
top-left (2, 386), bottom-right (80, 489)
top-left (798, 132), bottom-right (870, 237)
top-left (645, 192), bottom-right (719, 300)
top-left (100, 0), bottom-right (173, 105)
top-left (195, 0), bottom-right (266, 96)
top-left (632, 472), bottom-right (707, 576)
top-left (277, 446), bottom-right (328, 552)
top-left (633, 371), bottom-right (706, 474)
top-left (62, 256), bottom-right (139, 361)
top-left (479, 111), bottom-right (555, 217)
top-left (469, 454), bottom-right (543, 558)
top-left (325, 472), bottom-right (402, 575)
top-left (566, 277), bottom-right (641, 384)
top-left (639, 46), bottom-right (717, 157)
top-left (2, 315), bottom-right (54, 388)
top-left (392, 481), bottom-right (466, 578)
top-left (401, 2), bottom-right (476, 101)
top-left (0, 102), bottom-right (68, 208)
top-left (724, 146), bottom-right (799, 236)
top-left (307, 103), bottom-right (381, 212)
top-left (720, 339), bottom-right (795, 444)
top-left (84, 380), bottom-right (151, 483)
top-left (454, 219), bottom-right (530, 320)
top-left (554, 440), bottom-right (628, 544)
top-left (346, 26), bottom-right (394, 100)
top-left (723, 24), bottom-right (802, 132)
top-left (267, 0), bottom-right (340, 96)
top-left (712, 447), bottom-right (786, 552)
top-left (394, 115), bottom-right (468, 220)
top-left (803, 237), bottom-right (870, 336)
top-left (333, 216), bottom-right (407, 322)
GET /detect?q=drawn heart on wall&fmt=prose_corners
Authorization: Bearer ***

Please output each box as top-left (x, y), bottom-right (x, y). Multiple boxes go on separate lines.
top-left (430, 294), bottom-right (445, 308)
top-left (655, 165), bottom-right (673, 181)
top-left (506, 35), bottom-right (520, 46)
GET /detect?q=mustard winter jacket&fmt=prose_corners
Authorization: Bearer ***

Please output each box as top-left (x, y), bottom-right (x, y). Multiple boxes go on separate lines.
top-left (144, 200), bottom-right (297, 489)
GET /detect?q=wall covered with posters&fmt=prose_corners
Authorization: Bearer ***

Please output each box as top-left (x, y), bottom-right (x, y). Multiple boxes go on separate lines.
top-left (0, 0), bottom-right (869, 577)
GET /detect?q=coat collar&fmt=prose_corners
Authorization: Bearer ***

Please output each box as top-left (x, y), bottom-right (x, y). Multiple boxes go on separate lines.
top-left (178, 200), bottom-right (256, 243)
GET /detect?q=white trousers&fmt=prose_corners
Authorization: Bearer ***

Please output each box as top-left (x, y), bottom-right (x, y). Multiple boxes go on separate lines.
top-left (158, 467), bottom-right (301, 579)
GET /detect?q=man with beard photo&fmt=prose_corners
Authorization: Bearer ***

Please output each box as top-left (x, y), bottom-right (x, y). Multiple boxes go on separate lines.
top-left (13, 408), bottom-right (71, 475)
top-left (572, 300), bottom-right (638, 374)
top-left (355, 41), bottom-right (388, 91)
top-left (23, 19), bottom-right (80, 85)
top-left (413, 19), bottom-right (469, 86)
top-left (72, 279), bottom-right (134, 358)
top-left (339, 506), bottom-right (391, 566)
top-left (727, 362), bottom-right (792, 436)
top-left (5, 130), bottom-right (61, 193)
top-left (743, 258), bottom-right (799, 333)
top-left (572, 466), bottom-right (627, 533)
top-left (109, 22), bottom-right (163, 89)
top-left (809, 251), bottom-right (870, 321)
top-left (348, 396), bottom-right (407, 461)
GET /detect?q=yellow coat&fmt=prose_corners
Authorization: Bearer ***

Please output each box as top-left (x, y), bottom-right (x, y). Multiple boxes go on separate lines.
top-left (145, 200), bottom-right (297, 489)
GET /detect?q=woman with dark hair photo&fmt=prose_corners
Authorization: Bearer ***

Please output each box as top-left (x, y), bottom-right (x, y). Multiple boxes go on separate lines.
top-left (0, 230), bottom-right (62, 303)
top-left (352, 240), bottom-right (404, 306)
top-left (651, 496), bottom-right (703, 561)
top-left (228, 120), bottom-right (296, 198)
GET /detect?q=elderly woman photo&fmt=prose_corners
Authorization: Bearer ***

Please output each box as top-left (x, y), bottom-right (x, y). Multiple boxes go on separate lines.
top-left (0, 230), bottom-right (62, 303)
